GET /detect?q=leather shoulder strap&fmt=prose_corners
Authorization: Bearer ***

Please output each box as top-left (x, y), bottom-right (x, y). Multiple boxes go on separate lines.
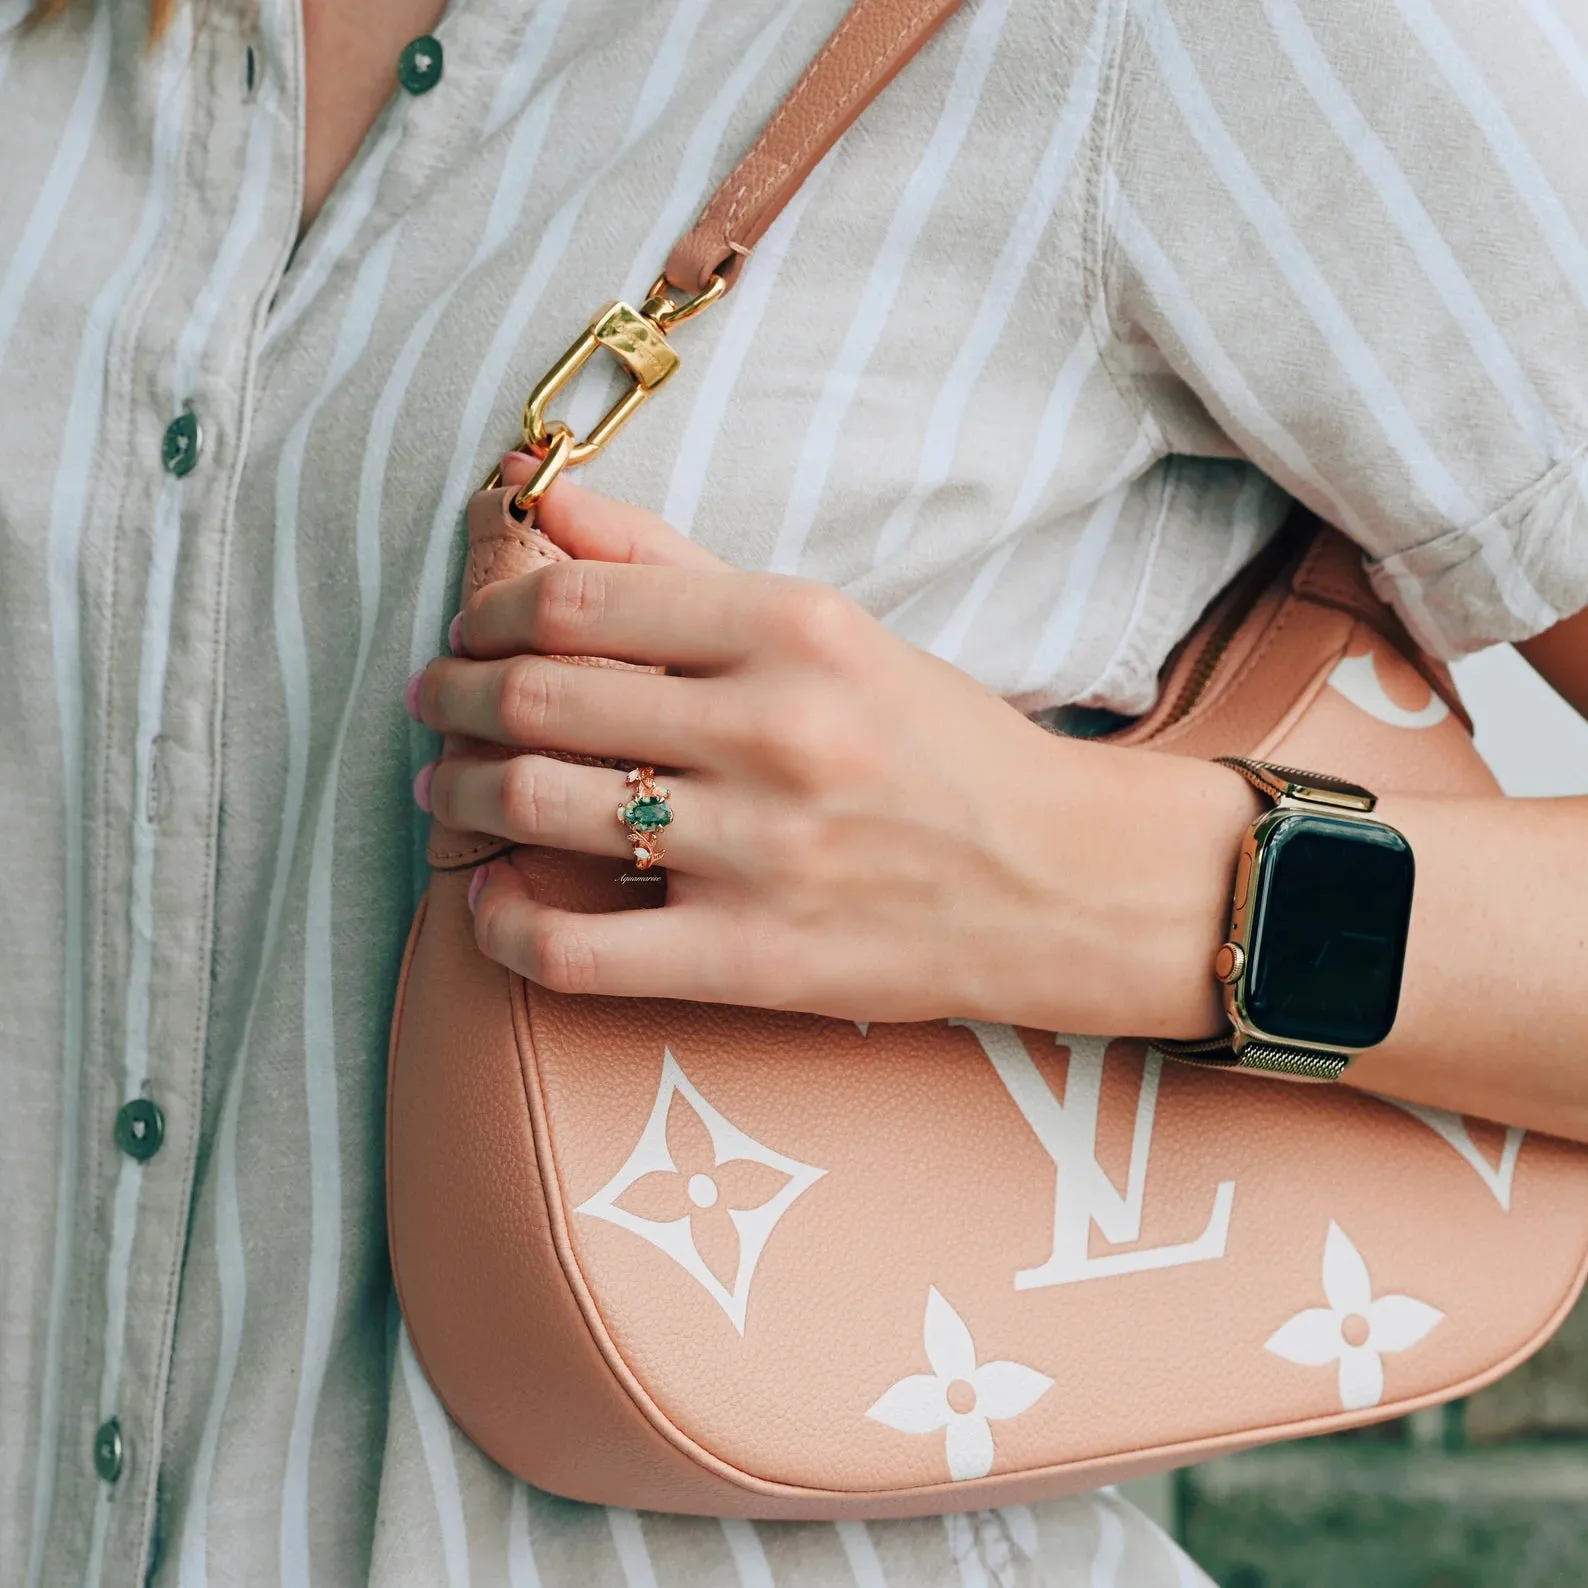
top-left (664, 0), bottom-right (969, 293)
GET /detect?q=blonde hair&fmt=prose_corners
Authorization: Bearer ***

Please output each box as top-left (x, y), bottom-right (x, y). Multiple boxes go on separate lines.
top-left (27, 0), bottom-right (180, 43)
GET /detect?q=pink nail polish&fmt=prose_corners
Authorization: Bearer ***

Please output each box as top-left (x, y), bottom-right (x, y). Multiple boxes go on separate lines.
top-left (404, 669), bottom-right (424, 719)
top-left (467, 864), bottom-right (491, 913)
top-left (412, 761), bottom-right (436, 813)
top-left (447, 613), bottom-right (464, 655)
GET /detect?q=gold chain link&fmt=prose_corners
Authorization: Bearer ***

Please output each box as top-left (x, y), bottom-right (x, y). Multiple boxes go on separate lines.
top-left (504, 422), bottom-right (575, 522)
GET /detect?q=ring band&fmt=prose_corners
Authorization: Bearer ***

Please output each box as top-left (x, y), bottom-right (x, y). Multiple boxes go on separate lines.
top-left (616, 765), bottom-right (673, 869)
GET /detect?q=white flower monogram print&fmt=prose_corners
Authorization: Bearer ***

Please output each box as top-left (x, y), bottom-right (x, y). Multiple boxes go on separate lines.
top-left (1385, 1099), bottom-right (1525, 1210)
top-left (867, 1288), bottom-right (1053, 1481)
top-left (1265, 1221), bottom-right (1443, 1410)
top-left (575, 1050), bottom-right (825, 1333)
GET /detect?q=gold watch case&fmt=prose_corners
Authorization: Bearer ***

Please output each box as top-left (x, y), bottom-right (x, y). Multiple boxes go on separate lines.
top-left (1158, 758), bottom-right (1412, 1084)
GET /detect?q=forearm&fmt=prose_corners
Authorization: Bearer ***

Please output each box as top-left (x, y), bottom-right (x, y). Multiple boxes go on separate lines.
top-left (1348, 790), bottom-right (1588, 1139)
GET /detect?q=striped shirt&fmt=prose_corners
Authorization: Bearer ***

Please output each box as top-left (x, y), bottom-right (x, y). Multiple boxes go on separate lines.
top-left (2, 0), bottom-right (1585, 1583)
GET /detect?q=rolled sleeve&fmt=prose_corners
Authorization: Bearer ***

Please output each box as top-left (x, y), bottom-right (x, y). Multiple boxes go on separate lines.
top-left (1099, 0), bottom-right (1588, 656)
top-left (1367, 447), bottom-right (1588, 657)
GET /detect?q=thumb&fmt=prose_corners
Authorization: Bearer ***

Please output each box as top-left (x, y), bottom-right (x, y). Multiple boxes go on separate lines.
top-left (498, 453), bottom-right (727, 571)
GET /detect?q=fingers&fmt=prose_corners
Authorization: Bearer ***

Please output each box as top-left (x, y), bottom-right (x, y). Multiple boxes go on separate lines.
top-left (453, 557), bottom-right (781, 671)
top-left (412, 650), bottom-right (738, 765)
top-left (471, 860), bottom-right (745, 1001)
top-left (459, 458), bottom-right (720, 611)
top-left (463, 459), bottom-right (873, 677)
top-left (504, 465), bottom-right (726, 571)
top-left (427, 754), bottom-right (719, 871)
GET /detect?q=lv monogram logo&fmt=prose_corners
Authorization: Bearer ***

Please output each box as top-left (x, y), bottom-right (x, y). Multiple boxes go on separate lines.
top-left (953, 1022), bottom-right (1237, 1289)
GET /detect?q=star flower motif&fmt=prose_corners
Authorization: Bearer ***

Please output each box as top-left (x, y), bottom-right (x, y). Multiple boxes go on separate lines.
top-left (1265, 1221), bottom-right (1443, 1411)
top-left (575, 1051), bottom-right (825, 1333)
top-left (866, 1288), bottom-right (1053, 1481)
top-left (610, 1087), bottom-right (789, 1289)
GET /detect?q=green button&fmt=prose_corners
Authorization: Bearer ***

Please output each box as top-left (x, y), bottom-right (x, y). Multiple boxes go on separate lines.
top-left (398, 35), bottom-right (443, 95)
top-left (115, 1098), bottom-right (165, 1163)
top-left (161, 411), bottom-right (202, 477)
top-left (94, 1418), bottom-right (124, 1484)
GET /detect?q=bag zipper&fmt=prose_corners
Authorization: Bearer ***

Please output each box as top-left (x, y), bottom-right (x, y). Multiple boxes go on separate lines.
top-left (1156, 529), bottom-right (1302, 731)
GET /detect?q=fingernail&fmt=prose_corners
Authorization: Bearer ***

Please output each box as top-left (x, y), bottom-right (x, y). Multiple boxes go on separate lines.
top-left (467, 863), bottom-right (492, 914)
top-left (447, 613), bottom-right (464, 655)
top-left (404, 669), bottom-right (424, 720)
top-left (412, 761), bottom-right (436, 813)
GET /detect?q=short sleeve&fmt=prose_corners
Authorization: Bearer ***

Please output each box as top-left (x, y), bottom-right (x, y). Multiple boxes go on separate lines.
top-left (1096, 0), bottom-right (1588, 657)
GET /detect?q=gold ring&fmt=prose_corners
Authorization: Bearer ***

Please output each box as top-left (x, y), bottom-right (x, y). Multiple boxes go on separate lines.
top-left (616, 765), bottom-right (673, 869)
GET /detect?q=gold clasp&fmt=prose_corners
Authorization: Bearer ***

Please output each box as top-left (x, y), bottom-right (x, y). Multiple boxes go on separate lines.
top-left (524, 302), bottom-right (676, 465)
top-left (480, 271), bottom-right (726, 492)
top-left (520, 274), bottom-right (726, 466)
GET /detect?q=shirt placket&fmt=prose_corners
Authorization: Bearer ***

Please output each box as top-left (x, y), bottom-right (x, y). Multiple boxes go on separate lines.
top-left (44, 6), bottom-right (304, 1583)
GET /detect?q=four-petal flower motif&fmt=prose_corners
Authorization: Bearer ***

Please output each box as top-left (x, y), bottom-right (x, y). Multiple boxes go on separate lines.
top-left (576, 1051), bottom-right (825, 1333)
top-left (1265, 1221), bottom-right (1443, 1410)
top-left (867, 1288), bottom-right (1053, 1481)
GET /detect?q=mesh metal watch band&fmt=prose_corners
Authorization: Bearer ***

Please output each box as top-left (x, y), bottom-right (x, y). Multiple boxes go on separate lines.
top-left (1151, 1034), bottom-right (1352, 1083)
top-left (1215, 756), bottom-right (1378, 811)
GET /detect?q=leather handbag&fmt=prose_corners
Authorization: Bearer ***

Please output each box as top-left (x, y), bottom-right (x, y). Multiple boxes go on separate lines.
top-left (387, 0), bottom-right (1588, 1519)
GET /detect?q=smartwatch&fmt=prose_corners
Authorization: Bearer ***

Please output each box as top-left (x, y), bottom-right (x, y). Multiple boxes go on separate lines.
top-left (1155, 758), bottom-right (1415, 1082)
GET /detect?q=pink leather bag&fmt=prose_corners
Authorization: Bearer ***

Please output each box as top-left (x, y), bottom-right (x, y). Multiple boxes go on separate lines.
top-left (387, 0), bottom-right (1588, 1520)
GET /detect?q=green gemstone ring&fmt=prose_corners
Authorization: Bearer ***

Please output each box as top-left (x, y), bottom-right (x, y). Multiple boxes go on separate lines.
top-left (616, 766), bottom-right (672, 869)
top-left (619, 794), bottom-right (672, 831)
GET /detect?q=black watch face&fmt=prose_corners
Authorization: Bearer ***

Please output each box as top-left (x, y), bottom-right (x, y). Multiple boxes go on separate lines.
top-left (1244, 814), bottom-right (1415, 1050)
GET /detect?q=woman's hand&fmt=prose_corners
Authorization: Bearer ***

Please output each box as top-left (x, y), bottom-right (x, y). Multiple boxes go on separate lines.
top-left (408, 463), bottom-right (1253, 1034)
top-left (413, 463), bottom-right (1588, 1137)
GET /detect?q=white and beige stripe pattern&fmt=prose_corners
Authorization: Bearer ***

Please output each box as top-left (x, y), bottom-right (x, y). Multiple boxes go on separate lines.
top-left (2, 0), bottom-right (1585, 1583)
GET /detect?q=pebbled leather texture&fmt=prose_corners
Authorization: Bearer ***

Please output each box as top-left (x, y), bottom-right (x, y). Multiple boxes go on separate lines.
top-left (388, 488), bottom-right (1588, 1517)
top-left (664, 0), bottom-right (970, 292)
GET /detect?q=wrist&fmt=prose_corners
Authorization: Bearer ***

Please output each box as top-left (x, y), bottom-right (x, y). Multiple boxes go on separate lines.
top-left (979, 739), bottom-right (1257, 1039)
top-left (1098, 748), bottom-right (1261, 1039)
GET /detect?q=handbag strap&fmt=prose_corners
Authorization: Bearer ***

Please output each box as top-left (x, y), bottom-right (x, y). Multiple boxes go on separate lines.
top-left (496, 0), bottom-right (971, 494)
top-left (664, 0), bottom-right (969, 294)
